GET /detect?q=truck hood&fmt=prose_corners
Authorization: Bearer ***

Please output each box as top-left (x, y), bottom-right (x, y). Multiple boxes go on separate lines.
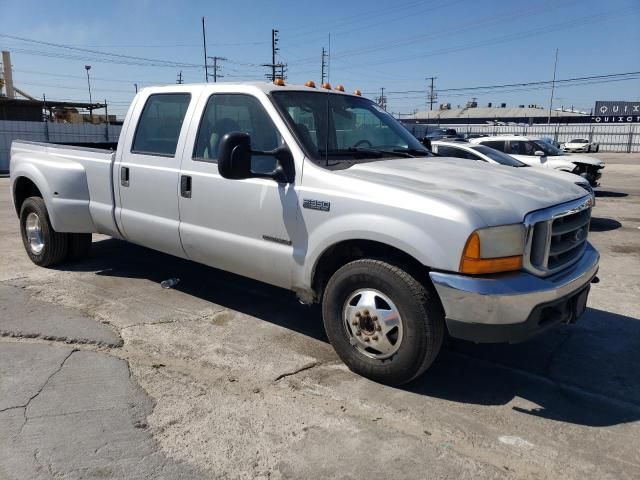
top-left (563, 153), bottom-right (605, 167)
top-left (338, 157), bottom-right (589, 226)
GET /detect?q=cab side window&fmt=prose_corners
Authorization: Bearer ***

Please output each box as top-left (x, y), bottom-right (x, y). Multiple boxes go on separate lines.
top-left (193, 94), bottom-right (282, 174)
top-left (132, 93), bottom-right (191, 156)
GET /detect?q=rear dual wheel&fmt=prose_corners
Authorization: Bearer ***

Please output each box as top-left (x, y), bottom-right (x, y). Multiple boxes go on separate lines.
top-left (19, 196), bottom-right (92, 267)
top-left (322, 259), bottom-right (444, 386)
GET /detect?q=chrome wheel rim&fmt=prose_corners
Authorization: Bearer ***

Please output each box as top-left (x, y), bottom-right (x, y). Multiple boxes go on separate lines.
top-left (25, 212), bottom-right (45, 254)
top-left (342, 289), bottom-right (403, 360)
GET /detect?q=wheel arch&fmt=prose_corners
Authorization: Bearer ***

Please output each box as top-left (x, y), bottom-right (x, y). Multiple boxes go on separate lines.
top-left (13, 175), bottom-right (44, 216)
top-left (310, 239), bottom-right (431, 303)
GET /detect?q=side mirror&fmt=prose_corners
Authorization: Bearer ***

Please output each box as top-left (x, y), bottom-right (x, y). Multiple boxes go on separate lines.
top-left (217, 132), bottom-right (252, 180)
top-left (534, 150), bottom-right (545, 157)
top-left (421, 137), bottom-right (432, 150)
top-left (217, 132), bottom-right (295, 183)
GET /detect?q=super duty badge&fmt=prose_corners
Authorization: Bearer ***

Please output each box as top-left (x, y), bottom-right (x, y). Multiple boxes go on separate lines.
top-left (303, 199), bottom-right (331, 212)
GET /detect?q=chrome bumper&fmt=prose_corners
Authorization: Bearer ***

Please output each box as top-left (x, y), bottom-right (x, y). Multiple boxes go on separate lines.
top-left (429, 243), bottom-right (599, 343)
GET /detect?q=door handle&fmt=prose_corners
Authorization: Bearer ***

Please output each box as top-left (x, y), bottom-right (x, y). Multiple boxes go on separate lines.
top-left (120, 166), bottom-right (130, 187)
top-left (180, 175), bottom-right (192, 198)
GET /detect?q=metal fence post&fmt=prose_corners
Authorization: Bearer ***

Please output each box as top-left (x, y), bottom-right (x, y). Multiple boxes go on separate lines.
top-left (628, 124), bottom-right (634, 153)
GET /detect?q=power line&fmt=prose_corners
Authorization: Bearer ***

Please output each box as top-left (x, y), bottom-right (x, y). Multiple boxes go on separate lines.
top-left (0, 33), bottom-right (202, 68)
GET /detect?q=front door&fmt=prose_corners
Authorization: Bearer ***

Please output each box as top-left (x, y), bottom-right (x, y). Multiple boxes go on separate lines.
top-left (178, 92), bottom-right (300, 288)
top-left (115, 91), bottom-right (195, 258)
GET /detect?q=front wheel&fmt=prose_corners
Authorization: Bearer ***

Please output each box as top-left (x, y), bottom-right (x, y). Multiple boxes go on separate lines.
top-left (322, 259), bottom-right (444, 386)
top-left (19, 197), bottom-right (68, 267)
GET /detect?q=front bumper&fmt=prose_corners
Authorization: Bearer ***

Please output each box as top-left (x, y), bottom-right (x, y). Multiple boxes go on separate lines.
top-left (429, 243), bottom-right (599, 343)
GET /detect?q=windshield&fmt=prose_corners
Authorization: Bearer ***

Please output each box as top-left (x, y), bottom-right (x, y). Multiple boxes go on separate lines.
top-left (471, 145), bottom-right (526, 167)
top-left (570, 139), bottom-right (588, 143)
top-left (533, 140), bottom-right (564, 156)
top-left (271, 91), bottom-right (430, 166)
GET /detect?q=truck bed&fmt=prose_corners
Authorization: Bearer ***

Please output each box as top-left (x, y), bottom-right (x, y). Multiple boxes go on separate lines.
top-left (10, 140), bottom-right (121, 238)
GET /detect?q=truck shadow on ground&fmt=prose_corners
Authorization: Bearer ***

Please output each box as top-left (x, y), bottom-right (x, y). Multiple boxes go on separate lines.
top-left (590, 217), bottom-right (622, 231)
top-left (595, 190), bottom-right (628, 198)
top-left (65, 238), bottom-right (640, 428)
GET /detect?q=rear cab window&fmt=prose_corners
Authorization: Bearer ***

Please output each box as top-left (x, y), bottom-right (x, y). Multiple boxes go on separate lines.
top-left (132, 93), bottom-right (191, 157)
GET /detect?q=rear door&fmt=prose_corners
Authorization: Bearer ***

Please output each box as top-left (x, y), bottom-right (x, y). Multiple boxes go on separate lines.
top-left (115, 91), bottom-right (197, 257)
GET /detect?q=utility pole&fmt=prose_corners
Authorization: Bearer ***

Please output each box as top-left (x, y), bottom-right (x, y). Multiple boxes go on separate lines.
top-left (176, 71), bottom-right (183, 84)
top-left (207, 56), bottom-right (227, 82)
top-left (426, 76), bottom-right (437, 111)
top-left (377, 87), bottom-right (387, 110)
top-left (84, 65), bottom-right (93, 121)
top-left (202, 17), bottom-right (209, 82)
top-left (321, 47), bottom-right (328, 84)
top-left (271, 29), bottom-right (279, 82)
top-left (547, 48), bottom-right (559, 125)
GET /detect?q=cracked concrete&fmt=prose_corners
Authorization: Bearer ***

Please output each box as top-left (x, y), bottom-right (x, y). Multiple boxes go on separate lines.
top-left (1, 154), bottom-right (640, 479)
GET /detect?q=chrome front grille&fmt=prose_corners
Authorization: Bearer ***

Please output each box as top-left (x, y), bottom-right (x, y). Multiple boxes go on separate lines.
top-left (524, 196), bottom-right (593, 276)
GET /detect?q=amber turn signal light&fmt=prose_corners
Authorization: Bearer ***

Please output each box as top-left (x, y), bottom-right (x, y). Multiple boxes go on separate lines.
top-left (459, 232), bottom-right (522, 274)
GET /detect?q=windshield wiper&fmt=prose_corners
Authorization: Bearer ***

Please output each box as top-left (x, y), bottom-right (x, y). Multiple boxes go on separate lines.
top-left (392, 147), bottom-right (430, 157)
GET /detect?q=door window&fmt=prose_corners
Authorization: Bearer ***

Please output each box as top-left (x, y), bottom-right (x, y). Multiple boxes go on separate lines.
top-left (507, 140), bottom-right (538, 156)
top-left (132, 94), bottom-right (191, 156)
top-left (437, 145), bottom-right (483, 161)
top-left (480, 140), bottom-right (506, 152)
top-left (193, 94), bottom-right (282, 174)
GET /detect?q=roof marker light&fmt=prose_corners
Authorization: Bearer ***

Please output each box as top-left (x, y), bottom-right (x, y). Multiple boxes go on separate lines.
top-left (335, 84), bottom-right (345, 92)
top-left (321, 82), bottom-right (332, 90)
top-left (305, 80), bottom-right (316, 88)
top-left (354, 89), bottom-right (362, 96)
top-left (273, 78), bottom-right (285, 86)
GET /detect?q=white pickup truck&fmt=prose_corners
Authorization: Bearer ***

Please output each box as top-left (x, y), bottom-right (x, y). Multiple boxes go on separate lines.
top-left (10, 82), bottom-right (599, 385)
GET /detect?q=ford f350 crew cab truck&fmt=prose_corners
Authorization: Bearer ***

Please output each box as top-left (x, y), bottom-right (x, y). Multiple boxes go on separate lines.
top-left (10, 81), bottom-right (600, 385)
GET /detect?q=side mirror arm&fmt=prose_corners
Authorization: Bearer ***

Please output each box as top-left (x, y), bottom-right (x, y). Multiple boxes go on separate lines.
top-left (250, 146), bottom-right (295, 184)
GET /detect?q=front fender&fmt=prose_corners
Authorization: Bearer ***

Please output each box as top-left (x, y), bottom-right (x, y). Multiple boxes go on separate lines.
top-left (298, 212), bottom-right (468, 290)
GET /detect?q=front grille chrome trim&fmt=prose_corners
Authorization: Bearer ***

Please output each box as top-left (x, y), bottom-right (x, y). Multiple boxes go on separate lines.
top-left (523, 195), bottom-right (593, 277)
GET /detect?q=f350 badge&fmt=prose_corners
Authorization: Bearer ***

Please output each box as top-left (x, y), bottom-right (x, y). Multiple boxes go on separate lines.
top-left (303, 199), bottom-right (331, 212)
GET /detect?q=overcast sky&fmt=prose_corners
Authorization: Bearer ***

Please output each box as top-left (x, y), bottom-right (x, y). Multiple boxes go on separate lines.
top-left (1, 0), bottom-right (639, 117)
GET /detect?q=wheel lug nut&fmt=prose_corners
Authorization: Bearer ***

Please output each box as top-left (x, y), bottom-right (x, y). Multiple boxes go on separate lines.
top-left (363, 337), bottom-right (370, 342)
top-left (355, 312), bottom-right (361, 317)
top-left (352, 319), bottom-right (359, 326)
top-left (363, 310), bottom-right (369, 316)
top-left (372, 335), bottom-right (378, 341)
top-left (355, 331), bottom-right (361, 336)
top-left (375, 325), bottom-right (381, 331)
top-left (372, 316), bottom-right (378, 321)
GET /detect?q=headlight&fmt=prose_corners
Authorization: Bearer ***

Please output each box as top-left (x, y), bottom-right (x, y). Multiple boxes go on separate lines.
top-left (460, 224), bottom-right (525, 274)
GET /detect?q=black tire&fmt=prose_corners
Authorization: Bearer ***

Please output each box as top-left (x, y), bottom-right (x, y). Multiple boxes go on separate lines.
top-left (66, 233), bottom-right (92, 262)
top-left (322, 259), bottom-right (444, 386)
top-left (19, 197), bottom-right (68, 267)
top-left (595, 145), bottom-right (600, 152)
top-left (587, 146), bottom-right (591, 152)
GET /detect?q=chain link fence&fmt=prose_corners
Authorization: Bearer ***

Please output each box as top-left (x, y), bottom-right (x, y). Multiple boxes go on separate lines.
top-left (440, 123), bottom-right (639, 153)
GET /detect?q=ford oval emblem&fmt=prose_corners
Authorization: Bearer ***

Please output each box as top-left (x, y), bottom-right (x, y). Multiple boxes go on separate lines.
top-left (573, 227), bottom-right (586, 242)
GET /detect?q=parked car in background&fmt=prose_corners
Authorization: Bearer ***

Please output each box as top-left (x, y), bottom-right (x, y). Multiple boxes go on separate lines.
top-left (10, 82), bottom-right (599, 386)
top-left (470, 135), bottom-right (604, 186)
top-left (431, 140), bottom-right (595, 202)
top-left (562, 138), bottom-right (600, 153)
top-left (402, 123), bottom-right (463, 142)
